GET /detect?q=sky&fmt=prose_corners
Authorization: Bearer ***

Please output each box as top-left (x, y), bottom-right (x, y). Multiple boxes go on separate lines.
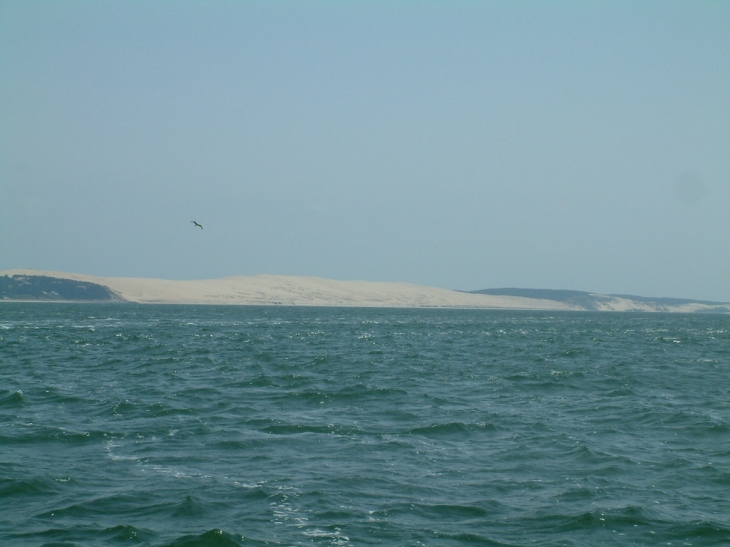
top-left (1, 1), bottom-right (729, 300)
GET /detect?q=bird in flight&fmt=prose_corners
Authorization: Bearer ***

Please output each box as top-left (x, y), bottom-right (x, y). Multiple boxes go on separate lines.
top-left (191, 221), bottom-right (203, 230)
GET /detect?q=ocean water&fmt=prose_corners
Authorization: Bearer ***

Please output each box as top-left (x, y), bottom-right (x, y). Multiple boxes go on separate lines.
top-left (1, 304), bottom-right (729, 547)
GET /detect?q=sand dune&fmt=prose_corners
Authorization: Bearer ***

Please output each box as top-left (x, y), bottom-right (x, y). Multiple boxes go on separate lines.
top-left (3, 270), bottom-right (727, 312)
top-left (0, 269), bottom-right (574, 309)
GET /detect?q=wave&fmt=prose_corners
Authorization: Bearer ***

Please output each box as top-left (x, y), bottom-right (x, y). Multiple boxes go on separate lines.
top-left (2, 306), bottom-right (729, 546)
top-left (0, 389), bottom-right (23, 406)
top-left (406, 421), bottom-right (499, 438)
top-left (0, 476), bottom-right (64, 497)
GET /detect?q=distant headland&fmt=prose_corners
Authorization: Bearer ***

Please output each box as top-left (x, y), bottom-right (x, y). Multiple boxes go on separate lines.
top-left (1, 270), bottom-right (727, 313)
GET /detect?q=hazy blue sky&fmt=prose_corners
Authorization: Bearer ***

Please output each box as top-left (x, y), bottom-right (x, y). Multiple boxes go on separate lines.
top-left (2, 1), bottom-right (729, 300)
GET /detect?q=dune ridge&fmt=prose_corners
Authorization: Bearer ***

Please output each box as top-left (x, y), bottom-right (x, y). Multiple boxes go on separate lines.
top-left (2, 270), bottom-right (727, 312)
top-left (0, 270), bottom-right (571, 310)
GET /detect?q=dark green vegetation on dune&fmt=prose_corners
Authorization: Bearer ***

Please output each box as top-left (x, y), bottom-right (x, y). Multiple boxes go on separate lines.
top-left (0, 275), bottom-right (121, 301)
top-left (469, 288), bottom-right (613, 310)
top-left (2, 274), bottom-right (728, 311)
top-left (469, 288), bottom-right (729, 311)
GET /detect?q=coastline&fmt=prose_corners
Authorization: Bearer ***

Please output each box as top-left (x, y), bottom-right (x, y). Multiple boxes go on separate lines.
top-left (0, 269), bottom-right (573, 310)
top-left (2, 270), bottom-right (727, 313)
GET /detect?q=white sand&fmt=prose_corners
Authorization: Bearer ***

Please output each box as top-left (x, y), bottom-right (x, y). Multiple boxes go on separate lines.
top-left (0, 269), bottom-right (574, 309)
top-left (587, 296), bottom-right (719, 314)
top-left (3, 270), bottom-right (725, 312)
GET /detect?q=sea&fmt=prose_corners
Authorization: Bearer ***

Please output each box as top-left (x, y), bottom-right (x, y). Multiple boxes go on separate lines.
top-left (1, 304), bottom-right (729, 547)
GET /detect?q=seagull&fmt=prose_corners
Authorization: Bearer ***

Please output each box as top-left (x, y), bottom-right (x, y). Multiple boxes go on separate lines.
top-left (191, 221), bottom-right (203, 230)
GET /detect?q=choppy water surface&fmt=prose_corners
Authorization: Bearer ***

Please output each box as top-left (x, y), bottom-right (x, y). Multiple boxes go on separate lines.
top-left (1, 304), bottom-right (729, 546)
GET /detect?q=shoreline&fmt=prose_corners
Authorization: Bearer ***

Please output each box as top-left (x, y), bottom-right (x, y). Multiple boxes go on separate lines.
top-left (0, 269), bottom-right (575, 310)
top-left (1, 269), bottom-right (728, 313)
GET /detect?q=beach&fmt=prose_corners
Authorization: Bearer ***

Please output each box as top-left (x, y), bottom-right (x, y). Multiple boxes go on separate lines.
top-left (0, 269), bottom-right (573, 309)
